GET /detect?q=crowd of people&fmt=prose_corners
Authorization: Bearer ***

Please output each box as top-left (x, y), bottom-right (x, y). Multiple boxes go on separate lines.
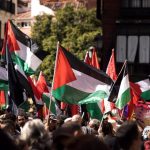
top-left (0, 108), bottom-right (150, 150)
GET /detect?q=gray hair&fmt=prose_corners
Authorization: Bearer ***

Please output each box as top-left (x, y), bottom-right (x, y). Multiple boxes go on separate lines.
top-left (20, 119), bottom-right (46, 142)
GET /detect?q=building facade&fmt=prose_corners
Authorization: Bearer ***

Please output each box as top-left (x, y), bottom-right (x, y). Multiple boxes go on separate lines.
top-left (0, 0), bottom-right (17, 49)
top-left (40, 0), bottom-right (96, 10)
top-left (100, 0), bottom-right (150, 81)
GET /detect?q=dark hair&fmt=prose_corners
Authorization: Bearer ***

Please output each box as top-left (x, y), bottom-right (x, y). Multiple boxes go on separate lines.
top-left (66, 134), bottom-right (109, 150)
top-left (102, 121), bottom-right (113, 136)
top-left (116, 121), bottom-right (139, 150)
top-left (0, 129), bottom-right (18, 150)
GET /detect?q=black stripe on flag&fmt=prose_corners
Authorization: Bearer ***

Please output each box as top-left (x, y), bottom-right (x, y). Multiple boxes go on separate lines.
top-left (10, 20), bottom-right (49, 60)
top-left (107, 61), bottom-right (128, 102)
top-left (60, 45), bottom-right (113, 85)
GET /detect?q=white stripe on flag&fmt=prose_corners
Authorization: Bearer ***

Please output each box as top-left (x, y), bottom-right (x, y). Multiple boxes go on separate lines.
top-left (117, 74), bottom-right (130, 99)
top-left (67, 69), bottom-right (110, 94)
top-left (0, 67), bottom-right (8, 81)
top-left (16, 41), bottom-right (42, 71)
top-left (136, 79), bottom-right (150, 92)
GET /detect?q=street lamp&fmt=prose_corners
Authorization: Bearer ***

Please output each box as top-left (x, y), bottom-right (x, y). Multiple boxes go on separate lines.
top-left (94, 35), bottom-right (103, 63)
top-left (94, 34), bottom-right (103, 50)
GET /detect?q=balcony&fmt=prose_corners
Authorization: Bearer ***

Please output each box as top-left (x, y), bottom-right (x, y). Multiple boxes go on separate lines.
top-left (0, 1), bottom-right (16, 14)
top-left (120, 8), bottom-right (150, 19)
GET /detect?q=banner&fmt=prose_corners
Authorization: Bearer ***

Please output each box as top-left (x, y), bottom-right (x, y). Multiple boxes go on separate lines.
top-left (135, 102), bottom-right (150, 126)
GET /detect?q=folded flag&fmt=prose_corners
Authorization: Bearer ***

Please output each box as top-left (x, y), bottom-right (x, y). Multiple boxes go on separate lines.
top-left (108, 61), bottom-right (131, 109)
top-left (36, 71), bottom-right (49, 97)
top-left (115, 61), bottom-right (131, 109)
top-left (0, 66), bottom-right (8, 91)
top-left (52, 45), bottom-right (113, 105)
top-left (5, 42), bottom-right (35, 106)
top-left (106, 49), bottom-right (117, 81)
top-left (84, 48), bottom-right (102, 120)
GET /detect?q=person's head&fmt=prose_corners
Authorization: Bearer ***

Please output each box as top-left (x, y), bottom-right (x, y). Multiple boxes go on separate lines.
top-left (47, 114), bottom-right (58, 131)
top-left (0, 129), bottom-right (18, 150)
top-left (0, 119), bottom-right (16, 136)
top-left (20, 119), bottom-right (52, 149)
top-left (52, 122), bottom-right (82, 150)
top-left (101, 121), bottom-right (113, 136)
top-left (17, 112), bottom-right (27, 127)
top-left (103, 135), bottom-right (120, 150)
top-left (105, 111), bottom-right (113, 118)
top-left (88, 119), bottom-right (100, 131)
top-left (116, 121), bottom-right (142, 150)
top-left (62, 122), bottom-right (83, 136)
top-left (57, 115), bottom-right (67, 127)
top-left (66, 134), bottom-right (109, 150)
top-left (20, 119), bottom-right (46, 142)
top-left (72, 114), bottom-right (82, 125)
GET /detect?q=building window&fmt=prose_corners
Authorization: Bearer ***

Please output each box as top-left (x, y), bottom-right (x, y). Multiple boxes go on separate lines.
top-left (122, 0), bottom-right (150, 8)
top-left (116, 35), bottom-right (150, 63)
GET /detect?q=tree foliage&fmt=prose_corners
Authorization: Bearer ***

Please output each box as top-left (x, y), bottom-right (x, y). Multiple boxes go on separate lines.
top-left (31, 5), bottom-right (102, 82)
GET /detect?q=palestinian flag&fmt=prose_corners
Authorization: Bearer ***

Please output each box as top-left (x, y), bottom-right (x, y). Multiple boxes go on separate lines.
top-left (28, 76), bottom-right (43, 106)
top-left (91, 48), bottom-right (100, 69)
top-left (84, 48), bottom-right (102, 120)
top-left (2, 20), bottom-right (47, 76)
top-left (36, 72), bottom-right (57, 117)
top-left (115, 62), bottom-right (131, 109)
top-left (5, 42), bottom-right (36, 106)
top-left (52, 45), bottom-right (113, 105)
top-left (136, 78), bottom-right (150, 101)
top-left (42, 93), bottom-right (56, 115)
top-left (106, 49), bottom-right (117, 81)
top-left (36, 71), bottom-right (49, 97)
top-left (0, 66), bottom-right (8, 91)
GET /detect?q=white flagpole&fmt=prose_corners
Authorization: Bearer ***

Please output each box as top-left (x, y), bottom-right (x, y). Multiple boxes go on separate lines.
top-left (47, 41), bottom-right (60, 119)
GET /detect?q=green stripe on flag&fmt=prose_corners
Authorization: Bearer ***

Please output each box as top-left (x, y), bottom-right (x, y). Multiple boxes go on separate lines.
top-left (42, 94), bottom-right (56, 115)
top-left (115, 88), bottom-right (130, 109)
top-left (19, 101), bottom-right (30, 112)
top-left (141, 90), bottom-right (150, 101)
top-left (78, 90), bottom-right (108, 104)
top-left (11, 53), bottom-right (35, 76)
top-left (52, 85), bottom-right (90, 104)
top-left (0, 80), bottom-right (8, 91)
top-left (52, 85), bottom-right (108, 105)
top-left (86, 103), bottom-right (103, 120)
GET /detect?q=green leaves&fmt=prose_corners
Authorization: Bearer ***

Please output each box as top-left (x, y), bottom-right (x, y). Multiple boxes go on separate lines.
top-left (31, 5), bottom-right (102, 82)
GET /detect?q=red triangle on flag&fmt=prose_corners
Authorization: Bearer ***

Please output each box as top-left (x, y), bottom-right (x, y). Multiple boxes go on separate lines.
top-left (106, 49), bottom-right (117, 81)
top-left (0, 91), bottom-right (6, 107)
top-left (36, 71), bottom-right (49, 97)
top-left (53, 46), bottom-right (76, 90)
top-left (91, 48), bottom-right (100, 69)
top-left (2, 21), bottom-right (20, 54)
top-left (7, 21), bottom-right (20, 52)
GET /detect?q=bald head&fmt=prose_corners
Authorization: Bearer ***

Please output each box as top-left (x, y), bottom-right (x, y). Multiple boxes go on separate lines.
top-left (72, 115), bottom-right (82, 125)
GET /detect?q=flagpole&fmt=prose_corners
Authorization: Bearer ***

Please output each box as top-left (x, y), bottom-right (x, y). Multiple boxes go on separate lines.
top-left (120, 107), bottom-right (125, 120)
top-left (47, 41), bottom-right (60, 120)
top-left (109, 60), bottom-right (127, 92)
top-left (100, 114), bottom-right (104, 127)
top-left (116, 60), bottom-right (127, 79)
